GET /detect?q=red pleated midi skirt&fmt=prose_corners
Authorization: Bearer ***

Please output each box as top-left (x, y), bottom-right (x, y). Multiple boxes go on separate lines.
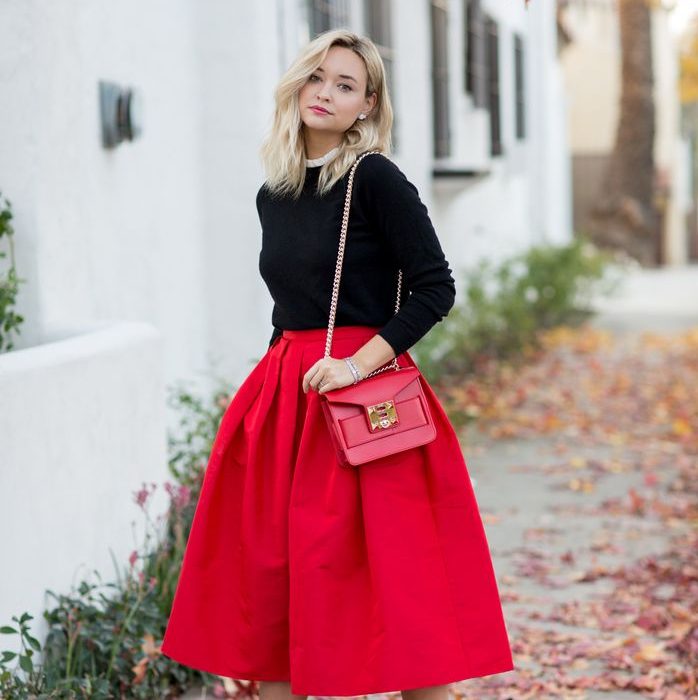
top-left (161, 325), bottom-right (514, 696)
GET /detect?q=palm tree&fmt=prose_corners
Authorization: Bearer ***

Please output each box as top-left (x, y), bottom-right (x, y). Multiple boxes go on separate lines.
top-left (586, 0), bottom-right (659, 266)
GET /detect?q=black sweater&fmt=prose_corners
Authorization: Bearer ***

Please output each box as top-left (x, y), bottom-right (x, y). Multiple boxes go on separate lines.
top-left (256, 152), bottom-right (456, 358)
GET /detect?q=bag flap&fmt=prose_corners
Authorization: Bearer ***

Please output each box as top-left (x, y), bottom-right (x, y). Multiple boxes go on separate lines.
top-left (322, 366), bottom-right (421, 406)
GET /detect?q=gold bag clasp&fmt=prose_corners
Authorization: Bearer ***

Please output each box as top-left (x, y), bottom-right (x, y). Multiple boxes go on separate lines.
top-left (366, 400), bottom-right (399, 431)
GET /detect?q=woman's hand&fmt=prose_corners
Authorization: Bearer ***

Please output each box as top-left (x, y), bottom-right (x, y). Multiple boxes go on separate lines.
top-left (303, 357), bottom-right (357, 394)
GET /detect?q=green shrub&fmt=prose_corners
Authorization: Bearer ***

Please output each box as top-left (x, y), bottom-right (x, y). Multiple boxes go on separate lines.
top-left (0, 191), bottom-right (26, 352)
top-left (411, 235), bottom-right (622, 384)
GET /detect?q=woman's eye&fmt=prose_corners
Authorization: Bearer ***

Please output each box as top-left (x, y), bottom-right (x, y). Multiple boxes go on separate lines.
top-left (308, 75), bottom-right (352, 91)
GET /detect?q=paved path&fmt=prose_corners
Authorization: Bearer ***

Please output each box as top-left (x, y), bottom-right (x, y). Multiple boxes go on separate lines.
top-left (451, 264), bottom-right (698, 699)
top-left (589, 263), bottom-right (698, 333)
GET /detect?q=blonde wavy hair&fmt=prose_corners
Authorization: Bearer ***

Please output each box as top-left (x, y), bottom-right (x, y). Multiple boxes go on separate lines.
top-left (259, 29), bottom-right (394, 200)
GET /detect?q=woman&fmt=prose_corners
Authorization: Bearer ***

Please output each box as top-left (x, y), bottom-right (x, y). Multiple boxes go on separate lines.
top-left (161, 28), bottom-right (514, 700)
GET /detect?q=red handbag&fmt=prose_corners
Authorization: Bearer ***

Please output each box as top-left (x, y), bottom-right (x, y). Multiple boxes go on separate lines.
top-left (319, 151), bottom-right (437, 468)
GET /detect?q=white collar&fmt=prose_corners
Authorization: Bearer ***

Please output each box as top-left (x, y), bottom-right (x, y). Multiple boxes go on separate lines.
top-left (305, 146), bottom-right (340, 168)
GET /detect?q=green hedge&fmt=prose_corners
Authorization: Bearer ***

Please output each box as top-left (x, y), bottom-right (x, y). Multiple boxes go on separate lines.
top-left (0, 191), bottom-right (25, 353)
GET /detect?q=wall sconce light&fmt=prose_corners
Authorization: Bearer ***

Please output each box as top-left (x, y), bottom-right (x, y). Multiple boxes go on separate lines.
top-left (99, 81), bottom-right (143, 148)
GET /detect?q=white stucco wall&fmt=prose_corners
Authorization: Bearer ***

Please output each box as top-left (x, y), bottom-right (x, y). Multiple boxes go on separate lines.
top-left (0, 0), bottom-right (221, 645)
top-left (0, 0), bottom-right (213, 383)
top-left (0, 321), bottom-right (166, 644)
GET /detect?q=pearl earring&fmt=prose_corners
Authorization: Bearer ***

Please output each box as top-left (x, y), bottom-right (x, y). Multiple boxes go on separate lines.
top-left (358, 114), bottom-right (366, 120)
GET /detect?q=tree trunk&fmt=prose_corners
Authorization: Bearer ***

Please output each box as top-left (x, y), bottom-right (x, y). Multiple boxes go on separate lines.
top-left (586, 0), bottom-right (659, 266)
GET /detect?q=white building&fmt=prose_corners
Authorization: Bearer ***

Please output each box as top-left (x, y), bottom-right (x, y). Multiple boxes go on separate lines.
top-left (0, 0), bottom-right (569, 641)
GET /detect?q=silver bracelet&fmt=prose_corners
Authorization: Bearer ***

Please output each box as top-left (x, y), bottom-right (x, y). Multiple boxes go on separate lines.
top-left (343, 356), bottom-right (363, 384)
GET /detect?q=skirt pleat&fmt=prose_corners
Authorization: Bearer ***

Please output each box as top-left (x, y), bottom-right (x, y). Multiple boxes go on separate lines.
top-left (161, 325), bottom-right (514, 696)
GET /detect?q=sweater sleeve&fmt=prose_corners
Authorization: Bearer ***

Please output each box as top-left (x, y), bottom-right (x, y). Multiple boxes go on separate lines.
top-left (354, 154), bottom-right (456, 357)
top-left (268, 325), bottom-right (282, 348)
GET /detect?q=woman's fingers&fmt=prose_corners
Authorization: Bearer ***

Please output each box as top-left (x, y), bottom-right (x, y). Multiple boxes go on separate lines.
top-left (303, 358), bottom-right (354, 394)
top-left (302, 361), bottom-right (322, 393)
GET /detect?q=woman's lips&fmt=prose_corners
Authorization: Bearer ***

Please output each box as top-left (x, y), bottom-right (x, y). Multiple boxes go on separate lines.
top-left (310, 106), bottom-right (331, 115)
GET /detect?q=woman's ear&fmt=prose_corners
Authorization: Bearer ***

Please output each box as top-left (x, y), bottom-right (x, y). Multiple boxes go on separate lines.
top-left (365, 92), bottom-right (377, 116)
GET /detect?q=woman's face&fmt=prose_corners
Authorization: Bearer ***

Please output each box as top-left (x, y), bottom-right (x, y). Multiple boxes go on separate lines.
top-left (298, 45), bottom-right (377, 140)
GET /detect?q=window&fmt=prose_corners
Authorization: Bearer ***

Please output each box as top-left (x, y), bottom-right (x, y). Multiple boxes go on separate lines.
top-left (464, 0), bottom-right (487, 108)
top-left (364, 0), bottom-right (398, 151)
top-left (308, 0), bottom-right (350, 36)
top-left (514, 33), bottom-right (526, 139)
top-left (431, 0), bottom-right (450, 158)
top-left (485, 15), bottom-right (502, 156)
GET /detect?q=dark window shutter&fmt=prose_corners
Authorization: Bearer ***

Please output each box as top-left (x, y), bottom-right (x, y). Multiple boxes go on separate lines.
top-left (485, 15), bottom-right (502, 156)
top-left (514, 33), bottom-right (526, 139)
top-left (465, 0), bottom-right (488, 109)
top-left (308, 0), bottom-right (350, 36)
top-left (365, 0), bottom-right (398, 151)
top-left (431, 0), bottom-right (450, 158)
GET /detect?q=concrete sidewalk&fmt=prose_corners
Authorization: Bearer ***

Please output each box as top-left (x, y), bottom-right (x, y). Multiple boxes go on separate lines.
top-left (456, 263), bottom-right (698, 698)
top-left (589, 263), bottom-right (698, 333)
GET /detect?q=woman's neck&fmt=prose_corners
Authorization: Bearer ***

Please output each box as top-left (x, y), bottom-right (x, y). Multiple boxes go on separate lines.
top-left (305, 136), bottom-right (342, 160)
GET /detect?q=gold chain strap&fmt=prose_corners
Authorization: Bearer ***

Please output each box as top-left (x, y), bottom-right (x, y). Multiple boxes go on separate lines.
top-left (323, 150), bottom-right (402, 378)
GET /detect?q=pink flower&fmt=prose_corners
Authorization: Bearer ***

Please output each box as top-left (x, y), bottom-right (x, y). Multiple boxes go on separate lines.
top-left (129, 550), bottom-right (138, 568)
top-left (133, 481), bottom-right (157, 509)
top-left (175, 485), bottom-right (191, 510)
top-left (165, 481), bottom-right (192, 512)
